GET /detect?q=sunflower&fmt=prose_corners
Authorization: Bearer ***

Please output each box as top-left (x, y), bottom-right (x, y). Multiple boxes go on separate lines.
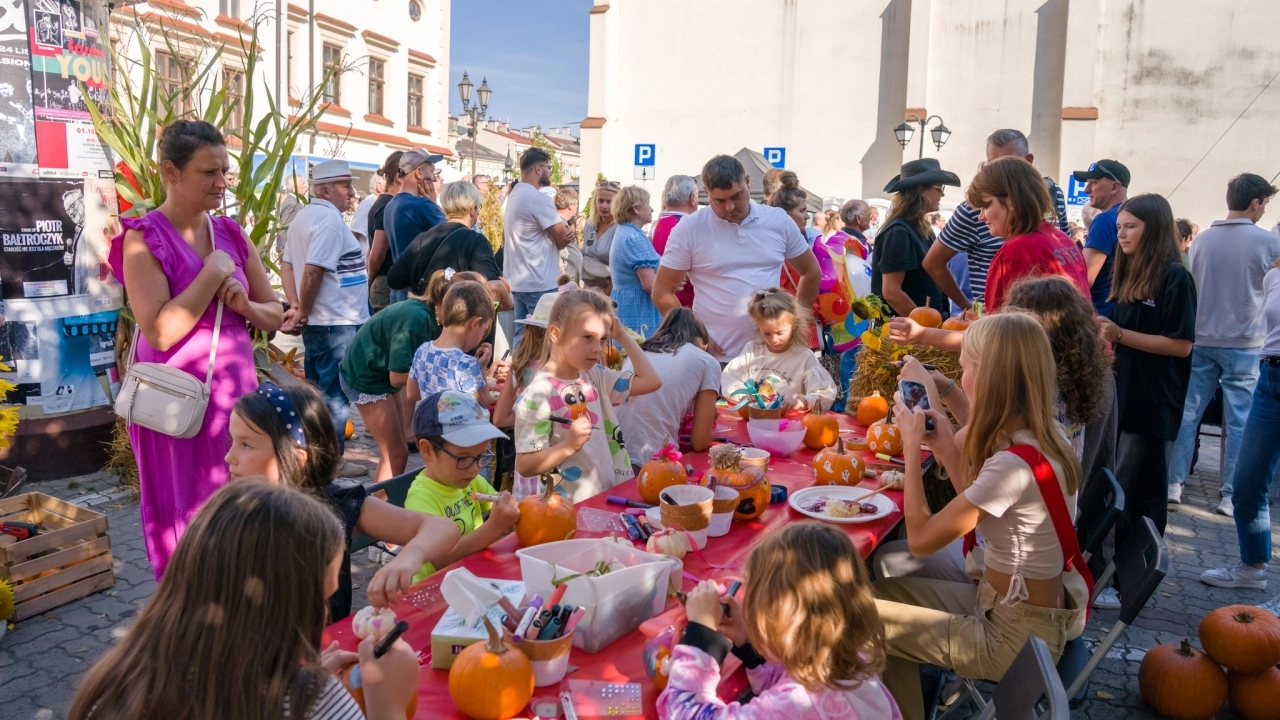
top-left (0, 407), bottom-right (19, 449)
top-left (0, 577), bottom-right (14, 623)
top-left (0, 354), bottom-right (10, 373)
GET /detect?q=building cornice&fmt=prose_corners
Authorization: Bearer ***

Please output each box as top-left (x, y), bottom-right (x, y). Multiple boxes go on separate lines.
top-left (362, 29), bottom-right (400, 54)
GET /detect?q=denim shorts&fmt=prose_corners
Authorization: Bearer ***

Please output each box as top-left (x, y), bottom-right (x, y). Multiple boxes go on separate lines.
top-left (339, 373), bottom-right (389, 406)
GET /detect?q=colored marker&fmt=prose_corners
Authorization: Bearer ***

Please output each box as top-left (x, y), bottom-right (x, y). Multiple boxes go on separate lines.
top-left (374, 620), bottom-right (409, 658)
top-left (549, 583), bottom-right (569, 608)
top-left (530, 607), bottom-right (554, 638)
top-left (471, 492), bottom-right (502, 503)
top-left (607, 495), bottom-right (655, 509)
top-left (498, 596), bottom-right (521, 620)
top-left (500, 613), bottom-right (519, 632)
top-left (635, 515), bottom-right (654, 540)
top-left (728, 581), bottom-right (742, 597)
top-left (875, 453), bottom-right (906, 466)
top-left (513, 605), bottom-right (540, 641)
top-left (620, 513), bottom-right (643, 540)
top-left (538, 605), bottom-right (564, 640)
top-left (561, 607), bottom-right (586, 635)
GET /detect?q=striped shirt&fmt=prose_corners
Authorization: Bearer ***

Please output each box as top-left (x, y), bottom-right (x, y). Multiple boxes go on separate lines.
top-left (283, 675), bottom-right (365, 720)
top-left (937, 180), bottom-right (1069, 301)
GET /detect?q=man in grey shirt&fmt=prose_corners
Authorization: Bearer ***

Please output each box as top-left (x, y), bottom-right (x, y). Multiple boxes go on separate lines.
top-left (1169, 173), bottom-right (1280, 517)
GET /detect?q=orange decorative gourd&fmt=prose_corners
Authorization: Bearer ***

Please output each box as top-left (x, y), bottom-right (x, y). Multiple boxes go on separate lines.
top-left (1139, 639), bottom-right (1228, 720)
top-left (813, 439), bottom-right (865, 486)
top-left (867, 419), bottom-right (903, 456)
top-left (1229, 665), bottom-right (1280, 720)
top-left (515, 476), bottom-right (577, 547)
top-left (638, 438), bottom-right (689, 504)
top-left (856, 391), bottom-right (889, 426)
top-left (1200, 605), bottom-right (1280, 673)
top-left (706, 444), bottom-right (768, 521)
top-left (801, 400), bottom-right (840, 450)
top-left (448, 617), bottom-right (535, 720)
top-left (908, 298), bottom-right (942, 328)
top-left (344, 419), bottom-right (355, 440)
top-left (941, 317), bottom-right (970, 331)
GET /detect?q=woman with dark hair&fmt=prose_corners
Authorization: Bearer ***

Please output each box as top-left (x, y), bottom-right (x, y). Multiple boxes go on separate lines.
top-left (616, 307), bottom-right (721, 465)
top-left (1095, 194), bottom-right (1196, 572)
top-left (108, 120), bottom-right (283, 579)
top-left (872, 159), bottom-right (955, 318)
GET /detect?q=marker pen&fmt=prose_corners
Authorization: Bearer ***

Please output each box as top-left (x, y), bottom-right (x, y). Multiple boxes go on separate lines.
top-left (561, 607), bottom-right (586, 635)
top-left (513, 605), bottom-right (540, 641)
top-left (549, 583), bottom-right (569, 607)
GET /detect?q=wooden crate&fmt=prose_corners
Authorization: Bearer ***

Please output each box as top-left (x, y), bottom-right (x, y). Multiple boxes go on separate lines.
top-left (0, 492), bottom-right (114, 621)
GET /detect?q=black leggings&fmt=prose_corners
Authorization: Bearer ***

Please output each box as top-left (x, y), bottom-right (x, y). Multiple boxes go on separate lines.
top-left (1114, 431), bottom-right (1172, 562)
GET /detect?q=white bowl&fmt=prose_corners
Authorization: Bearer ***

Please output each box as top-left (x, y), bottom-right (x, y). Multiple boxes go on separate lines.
top-left (747, 418), bottom-right (806, 457)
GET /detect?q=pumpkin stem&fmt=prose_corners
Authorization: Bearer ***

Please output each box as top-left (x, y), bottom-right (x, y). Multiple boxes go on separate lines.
top-left (837, 438), bottom-right (846, 455)
top-left (482, 616), bottom-right (507, 654)
top-left (541, 474), bottom-right (557, 502)
top-left (1177, 638), bottom-right (1195, 657)
top-left (811, 399), bottom-right (824, 415)
top-left (1233, 610), bottom-right (1256, 624)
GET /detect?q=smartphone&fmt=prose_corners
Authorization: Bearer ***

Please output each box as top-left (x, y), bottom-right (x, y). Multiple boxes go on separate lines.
top-left (898, 379), bottom-right (936, 433)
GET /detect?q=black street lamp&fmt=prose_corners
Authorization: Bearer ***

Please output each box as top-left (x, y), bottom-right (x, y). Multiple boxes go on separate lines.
top-left (894, 114), bottom-right (950, 159)
top-left (458, 72), bottom-right (492, 178)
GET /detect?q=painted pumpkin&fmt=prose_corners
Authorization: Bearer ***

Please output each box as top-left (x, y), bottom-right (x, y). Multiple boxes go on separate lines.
top-left (1138, 639), bottom-right (1227, 720)
top-left (706, 444), bottom-right (768, 521)
top-left (856, 391), bottom-right (890, 427)
top-left (867, 420), bottom-right (904, 456)
top-left (643, 624), bottom-right (683, 691)
top-left (449, 617), bottom-right (535, 720)
top-left (351, 606), bottom-right (397, 641)
top-left (813, 438), bottom-right (865, 486)
top-left (1200, 605), bottom-right (1280, 673)
top-left (646, 527), bottom-right (692, 559)
top-left (801, 400), bottom-right (840, 450)
top-left (342, 664), bottom-right (418, 720)
top-left (908, 298), bottom-right (942, 328)
top-left (1228, 665), bottom-right (1280, 720)
top-left (515, 476), bottom-right (577, 547)
top-left (638, 439), bottom-right (689, 504)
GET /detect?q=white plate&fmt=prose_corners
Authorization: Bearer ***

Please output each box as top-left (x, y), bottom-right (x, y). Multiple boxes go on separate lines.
top-left (788, 485), bottom-right (897, 524)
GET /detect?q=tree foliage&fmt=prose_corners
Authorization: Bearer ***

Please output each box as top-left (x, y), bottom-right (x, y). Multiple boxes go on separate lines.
top-left (529, 127), bottom-right (565, 185)
top-left (479, 183), bottom-right (504, 252)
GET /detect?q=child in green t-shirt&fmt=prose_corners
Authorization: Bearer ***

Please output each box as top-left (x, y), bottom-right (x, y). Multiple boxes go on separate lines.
top-left (405, 390), bottom-right (520, 580)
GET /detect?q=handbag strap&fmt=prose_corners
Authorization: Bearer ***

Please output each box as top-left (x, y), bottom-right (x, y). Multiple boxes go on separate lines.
top-left (1006, 444), bottom-right (1095, 613)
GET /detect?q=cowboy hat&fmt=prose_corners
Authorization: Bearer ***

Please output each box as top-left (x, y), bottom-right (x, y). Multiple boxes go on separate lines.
top-left (883, 158), bottom-right (961, 194)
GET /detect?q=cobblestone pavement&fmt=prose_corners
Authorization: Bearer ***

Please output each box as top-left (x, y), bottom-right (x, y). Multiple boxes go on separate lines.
top-left (1, 423), bottom-right (1275, 719)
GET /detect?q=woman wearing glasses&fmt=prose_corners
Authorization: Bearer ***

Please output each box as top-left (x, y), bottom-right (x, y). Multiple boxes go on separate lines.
top-left (582, 179), bottom-right (621, 291)
top-left (872, 159), bottom-right (956, 318)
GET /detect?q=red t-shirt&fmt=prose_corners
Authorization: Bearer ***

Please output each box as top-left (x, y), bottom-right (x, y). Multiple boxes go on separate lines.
top-left (985, 221), bottom-right (1091, 311)
top-left (652, 212), bottom-right (695, 308)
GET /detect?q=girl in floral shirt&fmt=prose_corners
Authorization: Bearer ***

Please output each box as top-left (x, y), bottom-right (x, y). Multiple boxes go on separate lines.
top-left (658, 523), bottom-right (901, 720)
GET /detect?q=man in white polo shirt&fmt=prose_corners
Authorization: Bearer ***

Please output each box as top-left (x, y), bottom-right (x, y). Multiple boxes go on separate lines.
top-left (653, 155), bottom-right (821, 360)
top-left (503, 147), bottom-right (576, 344)
top-left (280, 159), bottom-right (370, 473)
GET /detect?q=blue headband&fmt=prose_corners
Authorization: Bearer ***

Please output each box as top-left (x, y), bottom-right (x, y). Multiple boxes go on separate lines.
top-left (257, 380), bottom-right (306, 448)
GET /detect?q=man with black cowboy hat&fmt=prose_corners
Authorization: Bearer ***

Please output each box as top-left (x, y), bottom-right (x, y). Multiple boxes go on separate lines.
top-left (1072, 158), bottom-right (1131, 316)
top-left (872, 158), bottom-right (958, 318)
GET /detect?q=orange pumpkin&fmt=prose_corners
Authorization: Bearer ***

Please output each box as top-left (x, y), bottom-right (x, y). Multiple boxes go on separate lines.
top-left (638, 437), bottom-right (689, 504)
top-left (856, 391), bottom-right (889, 427)
top-left (604, 342), bottom-right (622, 369)
top-left (908, 298), bottom-right (942, 328)
top-left (941, 317), bottom-right (970, 331)
top-left (801, 400), bottom-right (840, 450)
top-left (867, 419), bottom-right (903, 456)
top-left (813, 439), bottom-right (865, 486)
top-left (1229, 665), bottom-right (1280, 720)
top-left (1200, 605), bottom-right (1280, 673)
top-left (706, 445), bottom-right (768, 521)
top-left (515, 476), bottom-right (577, 547)
top-left (342, 665), bottom-right (418, 720)
top-left (848, 435), bottom-right (870, 452)
top-left (344, 419), bottom-right (355, 440)
top-left (1139, 639), bottom-right (1228, 720)
top-left (449, 617), bottom-right (535, 720)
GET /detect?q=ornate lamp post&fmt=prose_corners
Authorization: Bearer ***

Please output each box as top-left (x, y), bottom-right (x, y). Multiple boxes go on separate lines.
top-left (503, 149), bottom-right (515, 182)
top-left (458, 72), bottom-right (492, 177)
top-left (894, 114), bottom-right (951, 159)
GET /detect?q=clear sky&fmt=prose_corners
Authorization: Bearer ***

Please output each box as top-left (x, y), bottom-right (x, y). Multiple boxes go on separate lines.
top-left (449, 0), bottom-right (592, 135)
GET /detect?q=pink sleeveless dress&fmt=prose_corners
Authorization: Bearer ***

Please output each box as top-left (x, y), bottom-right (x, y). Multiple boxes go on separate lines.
top-left (108, 212), bottom-right (259, 579)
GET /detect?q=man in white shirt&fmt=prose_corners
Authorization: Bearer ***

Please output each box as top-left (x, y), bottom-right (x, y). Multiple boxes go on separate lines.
top-left (653, 155), bottom-right (822, 361)
top-left (503, 147), bottom-right (576, 344)
top-left (280, 159), bottom-right (370, 471)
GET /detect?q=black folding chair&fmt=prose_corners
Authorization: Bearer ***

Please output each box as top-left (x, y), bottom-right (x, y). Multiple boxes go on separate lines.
top-left (972, 637), bottom-right (1069, 720)
top-left (349, 469), bottom-right (418, 553)
top-left (1075, 467), bottom-right (1124, 603)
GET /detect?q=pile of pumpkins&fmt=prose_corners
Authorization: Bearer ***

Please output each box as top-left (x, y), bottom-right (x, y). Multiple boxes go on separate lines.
top-left (1139, 604), bottom-right (1280, 720)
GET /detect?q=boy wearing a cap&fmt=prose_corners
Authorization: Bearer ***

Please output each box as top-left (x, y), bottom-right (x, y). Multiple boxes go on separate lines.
top-left (405, 390), bottom-right (519, 581)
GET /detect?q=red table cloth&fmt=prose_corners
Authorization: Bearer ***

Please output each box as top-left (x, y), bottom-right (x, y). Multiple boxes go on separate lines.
top-left (324, 408), bottom-right (904, 719)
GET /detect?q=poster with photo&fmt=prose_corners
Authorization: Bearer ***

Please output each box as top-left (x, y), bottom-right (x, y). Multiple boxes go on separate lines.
top-left (0, 0), bottom-right (38, 175)
top-left (0, 178), bottom-right (82, 299)
top-left (28, 0), bottom-right (110, 177)
top-left (1, 296), bottom-right (117, 414)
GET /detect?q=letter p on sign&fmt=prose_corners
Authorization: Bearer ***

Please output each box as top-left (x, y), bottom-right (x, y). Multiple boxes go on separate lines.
top-left (764, 148), bottom-right (786, 169)
top-left (634, 144), bottom-right (655, 167)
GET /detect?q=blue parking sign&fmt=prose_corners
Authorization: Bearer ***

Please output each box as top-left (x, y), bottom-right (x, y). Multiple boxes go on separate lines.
top-left (634, 144), bottom-right (655, 167)
top-left (1066, 176), bottom-right (1089, 206)
top-left (764, 147), bottom-right (786, 168)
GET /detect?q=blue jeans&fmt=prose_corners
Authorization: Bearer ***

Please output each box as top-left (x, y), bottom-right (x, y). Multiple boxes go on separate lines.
top-left (1169, 346), bottom-right (1261, 494)
top-left (1231, 362), bottom-right (1280, 565)
top-left (302, 324), bottom-right (361, 454)
top-left (389, 288), bottom-right (408, 305)
top-left (512, 289), bottom-right (555, 347)
top-left (832, 345), bottom-right (864, 413)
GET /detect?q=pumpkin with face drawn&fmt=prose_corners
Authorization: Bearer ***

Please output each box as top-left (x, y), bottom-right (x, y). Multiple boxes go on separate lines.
top-left (705, 444), bottom-right (768, 521)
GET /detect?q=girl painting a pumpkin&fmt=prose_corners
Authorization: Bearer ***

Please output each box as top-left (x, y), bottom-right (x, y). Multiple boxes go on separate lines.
top-left (722, 287), bottom-right (837, 413)
top-left (493, 290), bottom-right (557, 496)
top-left (514, 288), bottom-right (662, 502)
top-left (873, 314), bottom-right (1085, 720)
top-left (226, 381), bottom-right (460, 620)
top-left (69, 481), bottom-right (419, 720)
top-left (617, 307), bottom-right (722, 465)
top-left (657, 522), bottom-right (901, 719)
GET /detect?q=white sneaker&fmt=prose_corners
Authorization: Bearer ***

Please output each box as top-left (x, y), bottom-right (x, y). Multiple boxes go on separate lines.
top-left (1216, 496), bottom-right (1234, 516)
top-left (1168, 483), bottom-right (1183, 504)
top-left (1200, 562), bottom-right (1268, 589)
top-left (1093, 587), bottom-right (1121, 610)
top-left (1259, 593), bottom-right (1280, 617)
top-left (379, 544), bottom-right (401, 566)
top-left (366, 543), bottom-right (384, 563)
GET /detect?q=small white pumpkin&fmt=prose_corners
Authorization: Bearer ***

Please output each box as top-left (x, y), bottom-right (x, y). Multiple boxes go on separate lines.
top-left (352, 605), bottom-right (397, 641)
top-left (879, 469), bottom-right (905, 490)
top-left (646, 528), bottom-right (691, 559)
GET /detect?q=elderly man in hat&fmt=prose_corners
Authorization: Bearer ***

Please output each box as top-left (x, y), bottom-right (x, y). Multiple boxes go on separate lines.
top-left (385, 148), bottom-right (447, 304)
top-left (872, 158), bottom-right (959, 318)
top-left (280, 159), bottom-right (370, 475)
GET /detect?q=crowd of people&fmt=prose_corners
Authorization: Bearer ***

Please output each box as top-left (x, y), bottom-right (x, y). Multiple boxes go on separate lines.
top-left (82, 115), bottom-right (1280, 719)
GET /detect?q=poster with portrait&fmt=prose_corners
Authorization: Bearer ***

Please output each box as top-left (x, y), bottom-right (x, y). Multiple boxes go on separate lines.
top-left (0, 0), bottom-right (37, 175)
top-left (0, 178), bottom-right (81, 299)
top-left (27, 0), bottom-right (110, 178)
top-left (0, 296), bottom-right (117, 414)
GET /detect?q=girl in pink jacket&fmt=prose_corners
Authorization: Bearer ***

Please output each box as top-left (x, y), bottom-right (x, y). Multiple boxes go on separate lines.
top-left (657, 522), bottom-right (902, 720)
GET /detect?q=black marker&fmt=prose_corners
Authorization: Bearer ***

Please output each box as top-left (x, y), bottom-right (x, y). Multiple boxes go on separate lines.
top-left (373, 620), bottom-right (410, 658)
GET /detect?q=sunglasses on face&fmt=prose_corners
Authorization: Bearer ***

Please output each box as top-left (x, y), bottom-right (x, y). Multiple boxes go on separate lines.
top-left (1089, 162), bottom-right (1121, 184)
top-left (428, 440), bottom-right (495, 471)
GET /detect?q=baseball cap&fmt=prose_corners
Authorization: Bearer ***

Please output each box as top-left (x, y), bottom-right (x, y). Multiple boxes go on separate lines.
top-left (400, 148), bottom-right (445, 175)
top-left (514, 291), bottom-right (559, 327)
top-left (1072, 159), bottom-right (1130, 187)
top-left (413, 390), bottom-right (507, 446)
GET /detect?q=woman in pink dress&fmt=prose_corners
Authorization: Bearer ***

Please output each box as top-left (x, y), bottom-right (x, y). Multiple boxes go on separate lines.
top-left (108, 121), bottom-right (282, 578)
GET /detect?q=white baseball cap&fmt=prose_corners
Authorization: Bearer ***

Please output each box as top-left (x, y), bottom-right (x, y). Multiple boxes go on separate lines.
top-left (413, 390), bottom-right (507, 447)
top-left (311, 159), bottom-right (352, 184)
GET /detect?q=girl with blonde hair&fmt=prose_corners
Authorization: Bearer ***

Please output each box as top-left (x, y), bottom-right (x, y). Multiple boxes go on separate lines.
top-left (722, 287), bottom-right (836, 412)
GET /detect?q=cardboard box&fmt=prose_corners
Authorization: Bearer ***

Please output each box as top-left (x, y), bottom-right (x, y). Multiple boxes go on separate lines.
top-left (429, 578), bottom-right (525, 670)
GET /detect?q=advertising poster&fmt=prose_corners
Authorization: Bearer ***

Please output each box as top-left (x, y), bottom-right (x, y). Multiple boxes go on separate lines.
top-left (0, 178), bottom-right (81, 299)
top-left (27, 0), bottom-right (110, 178)
top-left (0, 0), bottom-right (37, 176)
top-left (0, 296), bottom-right (117, 413)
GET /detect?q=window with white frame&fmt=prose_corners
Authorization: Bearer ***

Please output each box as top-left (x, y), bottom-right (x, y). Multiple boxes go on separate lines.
top-left (407, 73), bottom-right (423, 127)
top-left (222, 68), bottom-right (245, 132)
top-left (322, 44), bottom-right (342, 105)
top-left (368, 58), bottom-right (385, 116)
